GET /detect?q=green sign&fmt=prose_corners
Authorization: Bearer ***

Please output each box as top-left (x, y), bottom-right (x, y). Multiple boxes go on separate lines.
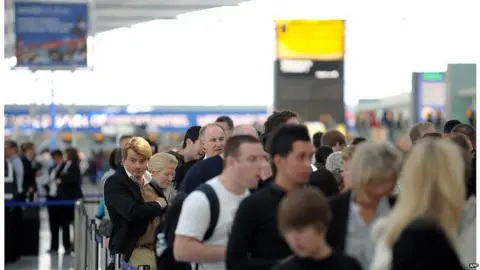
top-left (421, 72), bottom-right (444, 81)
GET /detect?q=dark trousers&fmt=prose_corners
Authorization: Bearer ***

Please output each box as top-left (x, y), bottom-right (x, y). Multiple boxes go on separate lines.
top-left (47, 196), bottom-right (73, 251)
top-left (5, 202), bottom-right (22, 263)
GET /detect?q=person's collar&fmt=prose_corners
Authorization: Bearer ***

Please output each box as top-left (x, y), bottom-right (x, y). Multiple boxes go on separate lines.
top-left (204, 153), bottom-right (224, 160)
top-left (124, 167), bottom-right (152, 186)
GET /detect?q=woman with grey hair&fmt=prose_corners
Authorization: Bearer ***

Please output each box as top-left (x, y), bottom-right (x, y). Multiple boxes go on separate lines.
top-left (325, 151), bottom-right (345, 190)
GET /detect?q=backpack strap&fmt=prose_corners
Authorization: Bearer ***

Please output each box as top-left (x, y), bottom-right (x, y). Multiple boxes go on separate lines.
top-left (194, 184), bottom-right (220, 270)
top-left (197, 183), bottom-right (220, 241)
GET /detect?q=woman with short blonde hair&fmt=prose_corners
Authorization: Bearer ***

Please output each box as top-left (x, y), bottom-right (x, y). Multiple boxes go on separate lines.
top-left (348, 142), bottom-right (401, 194)
top-left (148, 152), bottom-right (178, 202)
top-left (371, 139), bottom-right (466, 269)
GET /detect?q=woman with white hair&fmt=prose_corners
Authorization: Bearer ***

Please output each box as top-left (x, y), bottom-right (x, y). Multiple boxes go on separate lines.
top-left (148, 152), bottom-right (178, 202)
top-left (371, 138), bottom-right (465, 270)
top-left (326, 141), bottom-right (402, 270)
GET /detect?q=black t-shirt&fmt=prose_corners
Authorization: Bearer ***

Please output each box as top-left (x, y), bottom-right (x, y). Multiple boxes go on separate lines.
top-left (173, 159), bottom-right (200, 190)
top-left (272, 252), bottom-right (362, 270)
top-left (226, 184), bottom-right (290, 270)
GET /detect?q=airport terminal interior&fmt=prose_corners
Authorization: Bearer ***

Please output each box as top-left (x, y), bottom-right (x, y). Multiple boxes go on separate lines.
top-left (2, 0), bottom-right (478, 269)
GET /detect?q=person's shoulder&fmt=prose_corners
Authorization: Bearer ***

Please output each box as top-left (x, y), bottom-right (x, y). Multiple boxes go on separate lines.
top-left (334, 252), bottom-right (362, 269)
top-left (183, 158), bottom-right (200, 167)
top-left (187, 157), bottom-right (209, 171)
top-left (328, 189), bottom-right (351, 205)
top-left (395, 217), bottom-right (452, 250)
top-left (180, 189), bottom-right (211, 217)
top-left (271, 256), bottom-right (298, 270)
top-left (403, 216), bottom-right (442, 232)
top-left (184, 189), bottom-right (210, 207)
top-left (188, 156), bottom-right (222, 175)
top-left (239, 185), bottom-right (270, 206)
top-left (203, 155), bottom-right (223, 166)
top-left (104, 169), bottom-right (128, 188)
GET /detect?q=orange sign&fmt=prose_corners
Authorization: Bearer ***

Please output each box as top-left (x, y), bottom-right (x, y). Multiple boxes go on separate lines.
top-left (275, 20), bottom-right (345, 60)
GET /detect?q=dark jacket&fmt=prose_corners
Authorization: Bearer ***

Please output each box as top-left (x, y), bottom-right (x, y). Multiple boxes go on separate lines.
top-left (173, 158), bottom-right (201, 190)
top-left (327, 190), bottom-right (396, 252)
top-left (179, 155), bottom-right (223, 194)
top-left (104, 167), bottom-right (166, 261)
top-left (57, 161), bottom-right (83, 200)
top-left (392, 217), bottom-right (464, 270)
top-left (44, 162), bottom-right (66, 198)
top-left (20, 155), bottom-right (36, 193)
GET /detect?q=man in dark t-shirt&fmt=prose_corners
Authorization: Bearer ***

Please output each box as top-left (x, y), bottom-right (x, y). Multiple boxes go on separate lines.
top-left (168, 126), bottom-right (203, 189)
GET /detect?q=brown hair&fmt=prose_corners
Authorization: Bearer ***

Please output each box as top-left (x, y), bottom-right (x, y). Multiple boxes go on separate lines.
top-left (20, 142), bottom-right (35, 154)
top-left (452, 123), bottom-right (476, 146)
top-left (448, 134), bottom-right (472, 181)
top-left (409, 122), bottom-right (435, 144)
top-left (278, 187), bottom-right (332, 234)
top-left (65, 147), bottom-right (80, 164)
top-left (321, 129), bottom-right (346, 148)
top-left (449, 133), bottom-right (471, 152)
top-left (263, 110), bottom-right (299, 135)
top-left (122, 137), bottom-right (153, 161)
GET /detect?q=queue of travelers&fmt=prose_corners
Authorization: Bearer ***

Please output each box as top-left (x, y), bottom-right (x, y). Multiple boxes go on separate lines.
top-left (5, 112), bottom-right (477, 270)
top-left (5, 142), bottom-right (83, 262)
top-left (100, 112), bottom-right (478, 270)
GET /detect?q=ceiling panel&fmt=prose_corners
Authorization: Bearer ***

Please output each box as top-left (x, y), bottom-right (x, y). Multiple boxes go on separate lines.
top-left (3, 0), bottom-right (247, 59)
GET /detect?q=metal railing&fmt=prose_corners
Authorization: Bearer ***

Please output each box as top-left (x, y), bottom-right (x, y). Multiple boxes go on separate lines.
top-left (74, 199), bottom-right (152, 270)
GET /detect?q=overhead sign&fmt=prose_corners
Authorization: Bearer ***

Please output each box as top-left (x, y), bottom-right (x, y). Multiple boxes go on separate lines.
top-left (275, 20), bottom-right (345, 61)
top-left (412, 72), bottom-right (446, 122)
top-left (4, 112), bottom-right (269, 132)
top-left (14, 2), bottom-right (89, 69)
top-left (278, 59), bottom-right (343, 79)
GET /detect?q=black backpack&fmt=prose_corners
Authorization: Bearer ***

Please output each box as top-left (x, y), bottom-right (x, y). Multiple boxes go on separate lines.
top-left (156, 183), bottom-right (220, 270)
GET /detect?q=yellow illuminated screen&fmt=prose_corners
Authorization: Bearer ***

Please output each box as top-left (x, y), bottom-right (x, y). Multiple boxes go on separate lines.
top-left (275, 20), bottom-right (345, 60)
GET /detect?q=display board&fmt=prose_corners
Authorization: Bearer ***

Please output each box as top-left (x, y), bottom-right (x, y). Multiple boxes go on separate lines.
top-left (274, 20), bottom-right (345, 123)
top-left (275, 20), bottom-right (345, 60)
top-left (411, 72), bottom-right (446, 122)
top-left (14, 2), bottom-right (89, 69)
top-left (4, 108), bottom-right (269, 133)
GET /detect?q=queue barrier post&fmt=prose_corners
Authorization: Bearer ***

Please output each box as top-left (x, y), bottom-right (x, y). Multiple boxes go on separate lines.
top-left (88, 219), bottom-right (99, 270)
top-left (114, 253), bottom-right (125, 270)
top-left (74, 200), bottom-right (87, 270)
top-left (137, 265), bottom-right (151, 270)
top-left (99, 232), bottom-right (108, 270)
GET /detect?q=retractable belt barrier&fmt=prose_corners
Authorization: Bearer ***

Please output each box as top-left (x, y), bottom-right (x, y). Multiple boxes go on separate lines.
top-left (5, 198), bottom-right (148, 269)
top-left (5, 199), bottom-right (100, 207)
top-left (37, 193), bottom-right (103, 199)
top-left (72, 200), bottom-right (149, 270)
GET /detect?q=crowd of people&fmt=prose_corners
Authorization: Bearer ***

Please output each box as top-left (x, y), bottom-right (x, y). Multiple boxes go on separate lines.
top-left (4, 142), bottom-right (83, 262)
top-left (5, 111), bottom-right (477, 270)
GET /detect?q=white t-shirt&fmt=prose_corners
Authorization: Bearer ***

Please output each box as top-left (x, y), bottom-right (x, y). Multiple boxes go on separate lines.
top-left (175, 177), bottom-right (249, 270)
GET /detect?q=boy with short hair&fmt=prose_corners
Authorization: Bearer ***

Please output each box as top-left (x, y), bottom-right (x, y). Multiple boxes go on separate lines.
top-left (274, 187), bottom-right (362, 270)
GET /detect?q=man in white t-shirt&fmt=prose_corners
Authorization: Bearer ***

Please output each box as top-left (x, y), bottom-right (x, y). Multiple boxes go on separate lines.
top-left (174, 134), bottom-right (268, 270)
